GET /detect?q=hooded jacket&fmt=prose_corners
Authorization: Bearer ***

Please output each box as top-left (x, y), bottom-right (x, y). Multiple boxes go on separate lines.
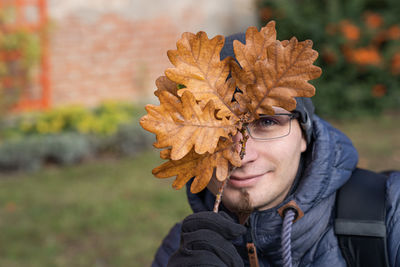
top-left (151, 115), bottom-right (400, 267)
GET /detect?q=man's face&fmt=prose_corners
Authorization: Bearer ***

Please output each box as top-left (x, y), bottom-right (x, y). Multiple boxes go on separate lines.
top-left (207, 108), bottom-right (307, 213)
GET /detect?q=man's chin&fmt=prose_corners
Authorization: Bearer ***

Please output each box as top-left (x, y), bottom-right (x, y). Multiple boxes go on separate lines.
top-left (224, 188), bottom-right (254, 214)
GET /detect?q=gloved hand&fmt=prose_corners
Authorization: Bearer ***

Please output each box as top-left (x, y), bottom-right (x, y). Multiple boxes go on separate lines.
top-left (167, 211), bottom-right (246, 267)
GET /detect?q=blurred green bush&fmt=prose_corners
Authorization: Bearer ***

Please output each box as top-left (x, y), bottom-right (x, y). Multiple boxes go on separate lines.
top-left (257, 0), bottom-right (400, 118)
top-left (1, 101), bottom-right (140, 138)
top-left (0, 133), bottom-right (91, 171)
top-left (0, 101), bottom-right (153, 171)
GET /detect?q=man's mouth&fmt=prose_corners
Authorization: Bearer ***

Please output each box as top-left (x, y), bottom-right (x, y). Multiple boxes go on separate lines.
top-left (228, 174), bottom-right (264, 188)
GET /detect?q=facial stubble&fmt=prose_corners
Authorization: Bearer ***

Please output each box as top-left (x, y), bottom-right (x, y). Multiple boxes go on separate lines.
top-left (232, 188), bottom-right (253, 224)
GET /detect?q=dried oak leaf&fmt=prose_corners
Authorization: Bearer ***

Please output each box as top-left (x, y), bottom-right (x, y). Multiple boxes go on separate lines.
top-left (165, 31), bottom-right (241, 119)
top-left (246, 37), bottom-right (322, 115)
top-left (153, 139), bottom-right (241, 193)
top-left (232, 21), bottom-right (277, 89)
top-left (139, 90), bottom-right (237, 161)
top-left (232, 22), bottom-right (321, 116)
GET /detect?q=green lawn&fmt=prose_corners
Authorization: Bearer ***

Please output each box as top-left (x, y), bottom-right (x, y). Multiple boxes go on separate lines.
top-left (0, 150), bottom-right (191, 267)
top-left (329, 112), bottom-right (400, 171)
top-left (0, 115), bottom-right (398, 267)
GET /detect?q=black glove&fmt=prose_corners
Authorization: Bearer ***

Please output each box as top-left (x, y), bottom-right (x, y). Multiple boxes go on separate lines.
top-left (168, 211), bottom-right (246, 267)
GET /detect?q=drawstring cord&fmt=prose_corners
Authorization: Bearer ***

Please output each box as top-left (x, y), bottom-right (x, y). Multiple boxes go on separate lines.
top-left (281, 208), bottom-right (296, 267)
top-left (278, 200), bottom-right (304, 267)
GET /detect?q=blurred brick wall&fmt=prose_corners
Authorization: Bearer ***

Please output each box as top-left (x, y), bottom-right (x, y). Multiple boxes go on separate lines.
top-left (50, 14), bottom-right (179, 107)
top-left (48, 0), bottom-right (257, 107)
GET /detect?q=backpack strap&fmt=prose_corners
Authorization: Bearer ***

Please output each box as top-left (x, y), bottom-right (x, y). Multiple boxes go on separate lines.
top-left (334, 168), bottom-right (389, 267)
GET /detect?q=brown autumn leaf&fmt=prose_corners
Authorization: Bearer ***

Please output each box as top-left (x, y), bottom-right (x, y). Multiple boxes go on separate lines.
top-left (245, 37), bottom-right (322, 115)
top-left (140, 90), bottom-right (237, 161)
top-left (165, 31), bottom-right (241, 119)
top-left (232, 22), bottom-right (321, 117)
top-left (232, 21), bottom-right (277, 89)
top-left (153, 139), bottom-right (241, 193)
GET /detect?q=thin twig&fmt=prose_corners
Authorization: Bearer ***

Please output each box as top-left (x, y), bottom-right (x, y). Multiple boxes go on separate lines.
top-left (213, 179), bottom-right (228, 212)
top-left (213, 128), bottom-right (248, 213)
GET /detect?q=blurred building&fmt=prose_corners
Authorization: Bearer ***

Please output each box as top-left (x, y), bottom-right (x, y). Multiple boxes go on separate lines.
top-left (2, 0), bottom-right (258, 110)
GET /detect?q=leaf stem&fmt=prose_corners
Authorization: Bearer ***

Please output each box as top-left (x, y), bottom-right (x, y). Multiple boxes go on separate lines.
top-left (213, 179), bottom-right (227, 212)
top-left (213, 128), bottom-right (248, 213)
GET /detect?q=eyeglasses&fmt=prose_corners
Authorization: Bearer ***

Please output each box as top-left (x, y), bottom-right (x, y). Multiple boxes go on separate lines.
top-left (245, 113), bottom-right (299, 141)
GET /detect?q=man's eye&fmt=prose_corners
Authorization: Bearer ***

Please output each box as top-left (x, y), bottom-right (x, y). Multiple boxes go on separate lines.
top-left (254, 117), bottom-right (277, 128)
